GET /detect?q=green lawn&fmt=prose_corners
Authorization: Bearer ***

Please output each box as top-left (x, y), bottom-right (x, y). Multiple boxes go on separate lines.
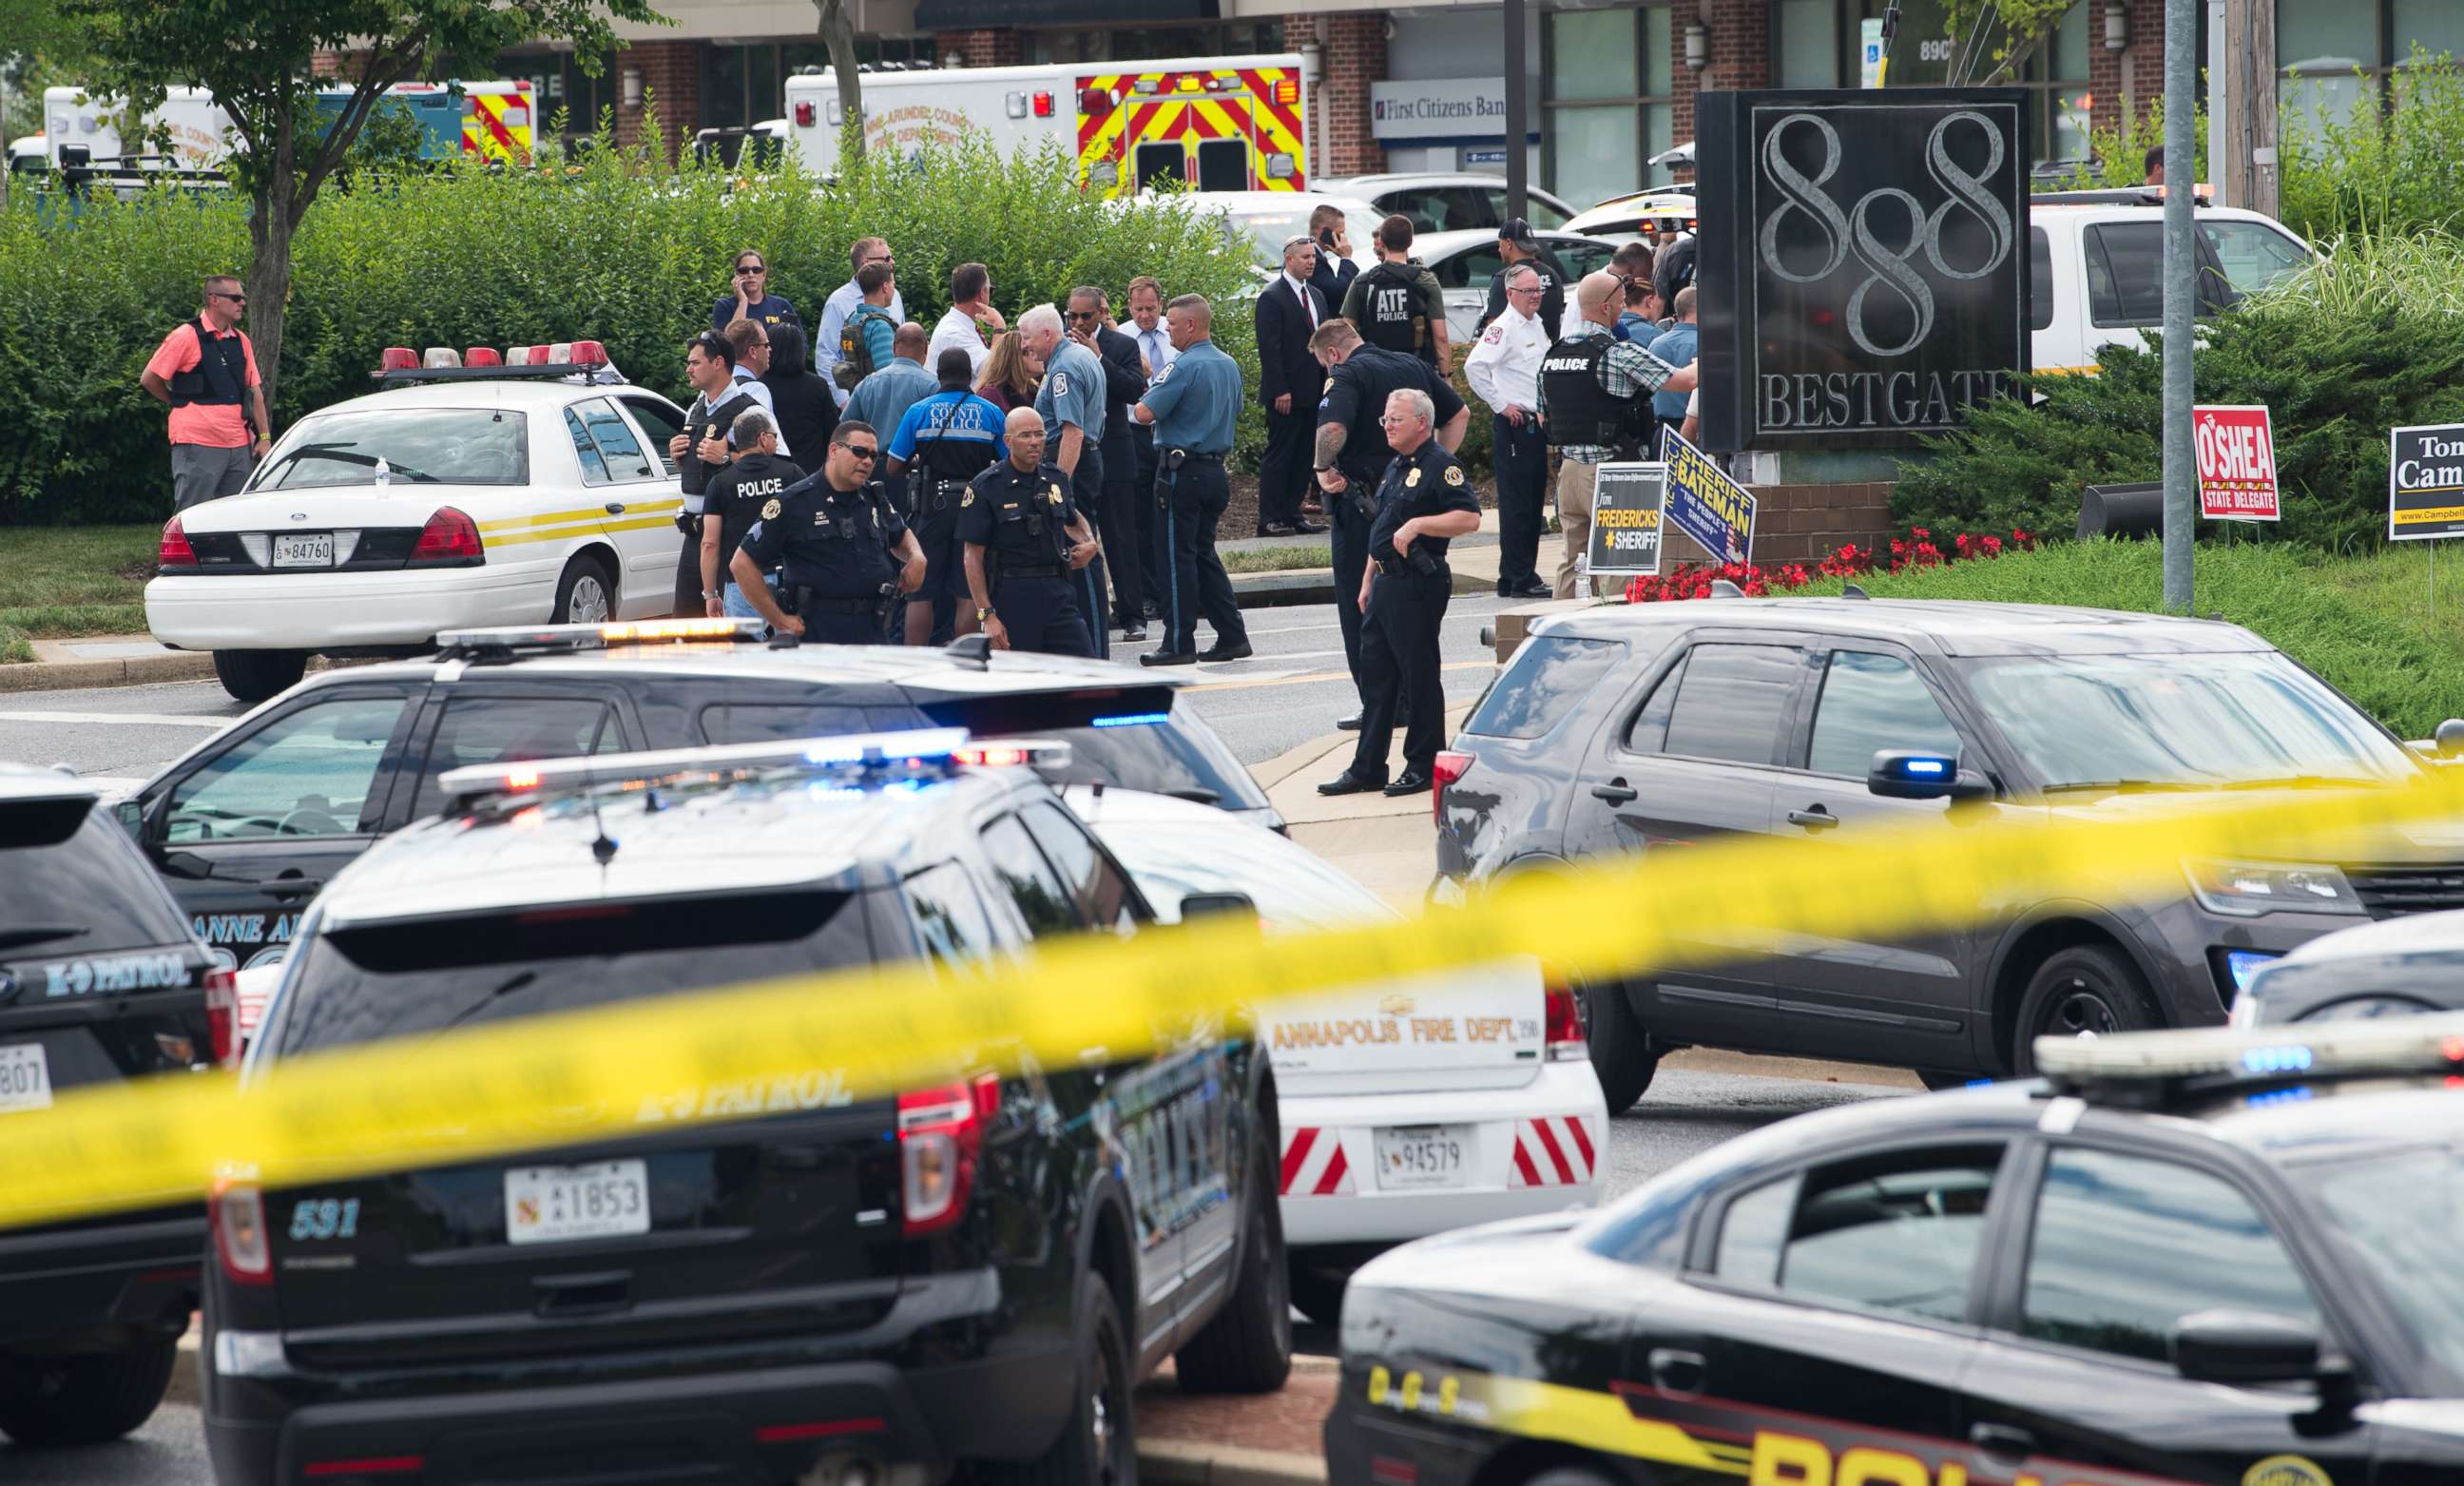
top-left (1222, 543), bottom-right (1332, 574)
top-left (0, 526), bottom-right (160, 662)
top-left (1795, 538), bottom-right (2464, 739)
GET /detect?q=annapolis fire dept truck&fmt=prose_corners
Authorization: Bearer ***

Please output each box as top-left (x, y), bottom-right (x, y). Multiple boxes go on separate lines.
top-left (780, 53), bottom-right (1310, 195)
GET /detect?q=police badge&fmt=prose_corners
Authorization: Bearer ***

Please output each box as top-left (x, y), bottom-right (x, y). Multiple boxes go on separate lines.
top-left (760, 498), bottom-right (782, 519)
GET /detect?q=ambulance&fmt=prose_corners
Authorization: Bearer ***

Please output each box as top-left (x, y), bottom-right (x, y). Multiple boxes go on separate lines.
top-left (41, 80), bottom-right (532, 171)
top-left (780, 53), bottom-right (1311, 195)
top-left (43, 86), bottom-right (232, 169)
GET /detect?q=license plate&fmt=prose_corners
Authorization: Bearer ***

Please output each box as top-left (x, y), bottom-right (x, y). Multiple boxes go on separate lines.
top-left (0, 1044), bottom-right (52, 1114)
top-left (1375, 1124), bottom-right (1470, 1191)
top-left (504, 1159), bottom-right (650, 1245)
top-left (272, 533), bottom-right (335, 569)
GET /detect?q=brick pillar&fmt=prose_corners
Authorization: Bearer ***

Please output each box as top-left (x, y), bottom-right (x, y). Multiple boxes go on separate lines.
top-left (2088, 0), bottom-right (2166, 145)
top-left (1673, 0), bottom-right (1768, 168)
top-left (1310, 12), bottom-right (1387, 179)
top-left (616, 39), bottom-right (699, 155)
top-left (935, 29), bottom-right (1023, 68)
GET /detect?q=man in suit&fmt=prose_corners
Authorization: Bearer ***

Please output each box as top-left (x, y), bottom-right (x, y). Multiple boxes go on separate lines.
top-left (1068, 284), bottom-right (1151, 645)
top-left (1306, 203), bottom-right (1361, 314)
top-left (1253, 235), bottom-right (1332, 537)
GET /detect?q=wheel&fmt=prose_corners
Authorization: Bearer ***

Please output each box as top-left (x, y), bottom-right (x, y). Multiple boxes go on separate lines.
top-left (0, 1337), bottom-right (179, 1447)
top-left (1288, 1261), bottom-right (1347, 1328)
top-left (210, 648), bottom-right (307, 703)
top-left (2012, 943), bottom-right (2159, 1075)
top-left (1173, 1121), bottom-right (1293, 1394)
top-left (552, 553), bottom-right (615, 625)
top-left (987, 1281), bottom-right (1135, 1486)
top-left (1584, 981), bottom-right (1660, 1115)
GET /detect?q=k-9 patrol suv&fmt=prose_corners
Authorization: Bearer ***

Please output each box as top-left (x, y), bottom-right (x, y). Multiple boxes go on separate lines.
top-left (204, 731), bottom-right (1290, 1486)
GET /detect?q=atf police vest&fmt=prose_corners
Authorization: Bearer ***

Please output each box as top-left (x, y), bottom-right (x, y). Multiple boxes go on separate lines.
top-left (1540, 335), bottom-right (1651, 454)
top-left (678, 388), bottom-right (760, 503)
top-left (1355, 261), bottom-right (1425, 357)
top-left (168, 318), bottom-right (248, 408)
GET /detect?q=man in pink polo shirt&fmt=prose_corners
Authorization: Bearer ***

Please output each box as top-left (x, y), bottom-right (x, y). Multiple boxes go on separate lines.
top-left (140, 275), bottom-right (273, 511)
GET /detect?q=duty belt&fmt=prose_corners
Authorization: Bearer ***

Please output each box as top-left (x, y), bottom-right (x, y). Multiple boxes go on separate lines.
top-left (1165, 448), bottom-right (1224, 466)
top-left (799, 595), bottom-right (878, 616)
top-left (1001, 562), bottom-right (1065, 580)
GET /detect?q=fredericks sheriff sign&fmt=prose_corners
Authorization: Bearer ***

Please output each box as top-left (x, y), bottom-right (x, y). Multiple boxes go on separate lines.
top-left (1693, 87), bottom-right (2031, 450)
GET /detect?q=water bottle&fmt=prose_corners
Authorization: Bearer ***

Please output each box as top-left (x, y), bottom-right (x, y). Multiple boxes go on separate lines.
top-left (375, 457), bottom-right (392, 488)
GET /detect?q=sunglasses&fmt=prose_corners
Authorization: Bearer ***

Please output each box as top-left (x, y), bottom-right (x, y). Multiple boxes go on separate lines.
top-left (1068, 309), bottom-right (1100, 321)
top-left (212, 291), bottom-right (247, 303)
top-left (736, 264), bottom-right (765, 276)
top-left (842, 445), bottom-right (881, 461)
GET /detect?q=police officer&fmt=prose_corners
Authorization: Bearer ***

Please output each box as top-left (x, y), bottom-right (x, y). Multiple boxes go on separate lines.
top-left (1539, 271), bottom-right (1697, 598)
top-left (671, 331), bottom-right (760, 617)
top-left (1339, 214), bottom-right (1451, 371)
top-left (886, 349), bottom-right (1009, 645)
top-left (700, 407), bottom-right (807, 620)
top-left (1023, 302), bottom-right (1114, 658)
top-left (960, 407), bottom-right (1102, 657)
top-left (1318, 390), bottom-right (1481, 799)
top-left (731, 421), bottom-right (926, 646)
top-left (1130, 294), bottom-right (1253, 666)
top-left (1477, 218), bottom-right (1568, 340)
top-left (1307, 318), bottom-right (1468, 729)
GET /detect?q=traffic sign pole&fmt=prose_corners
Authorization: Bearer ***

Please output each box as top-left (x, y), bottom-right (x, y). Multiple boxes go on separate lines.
top-left (2162, 0), bottom-right (2198, 613)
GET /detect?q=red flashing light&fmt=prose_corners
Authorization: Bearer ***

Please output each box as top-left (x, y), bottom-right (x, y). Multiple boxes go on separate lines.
top-left (464, 346), bottom-right (503, 367)
top-left (378, 346), bottom-right (417, 373)
top-left (1544, 985), bottom-right (1587, 1062)
top-left (795, 100), bottom-right (817, 126)
top-left (204, 968), bottom-right (241, 1068)
top-left (303, 1458), bottom-right (425, 1477)
top-left (1079, 87), bottom-right (1111, 115)
top-left (1031, 90), bottom-right (1054, 118)
top-left (1275, 78), bottom-right (1299, 106)
top-left (2444, 1034), bottom-right (2464, 1064)
top-left (158, 515), bottom-right (197, 568)
top-left (568, 339), bottom-right (607, 368)
top-left (1432, 748), bottom-right (1473, 824)
top-left (411, 507), bottom-right (483, 564)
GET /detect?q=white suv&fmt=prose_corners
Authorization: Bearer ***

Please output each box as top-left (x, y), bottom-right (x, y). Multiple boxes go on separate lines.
top-left (2030, 196), bottom-right (2314, 374)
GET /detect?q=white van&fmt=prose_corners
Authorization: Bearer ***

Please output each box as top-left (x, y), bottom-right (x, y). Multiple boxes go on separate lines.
top-left (2030, 194), bottom-right (2314, 374)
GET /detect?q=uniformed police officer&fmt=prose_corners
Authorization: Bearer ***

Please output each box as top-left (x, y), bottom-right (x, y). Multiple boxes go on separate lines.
top-left (1307, 318), bottom-right (1468, 729)
top-left (960, 407), bottom-right (1102, 657)
top-left (731, 421), bottom-right (926, 645)
top-left (1129, 294), bottom-right (1253, 666)
top-left (886, 349), bottom-right (1009, 645)
top-left (1318, 390), bottom-right (1481, 799)
top-left (1023, 302), bottom-right (1113, 659)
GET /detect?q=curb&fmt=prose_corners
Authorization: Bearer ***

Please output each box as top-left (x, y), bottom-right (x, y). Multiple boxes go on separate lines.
top-left (0, 650), bottom-right (218, 695)
top-left (1231, 567), bottom-right (1491, 610)
top-left (1140, 1438), bottom-right (1329, 1486)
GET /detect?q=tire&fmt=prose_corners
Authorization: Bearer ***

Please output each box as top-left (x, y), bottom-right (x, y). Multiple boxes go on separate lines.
top-left (2012, 943), bottom-right (2159, 1075)
top-left (1584, 981), bottom-right (1660, 1115)
top-left (0, 1337), bottom-right (179, 1447)
top-left (1174, 1123), bottom-right (1293, 1395)
top-left (210, 648), bottom-right (307, 703)
top-left (552, 553), bottom-right (616, 625)
top-left (1288, 1262), bottom-right (1347, 1328)
top-left (987, 1282), bottom-right (1135, 1486)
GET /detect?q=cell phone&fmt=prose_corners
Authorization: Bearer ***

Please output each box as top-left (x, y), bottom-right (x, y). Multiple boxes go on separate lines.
top-left (1317, 227), bottom-right (1337, 250)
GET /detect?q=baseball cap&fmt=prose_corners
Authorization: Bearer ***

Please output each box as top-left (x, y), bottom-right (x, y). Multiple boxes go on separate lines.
top-left (1499, 216), bottom-right (1538, 249)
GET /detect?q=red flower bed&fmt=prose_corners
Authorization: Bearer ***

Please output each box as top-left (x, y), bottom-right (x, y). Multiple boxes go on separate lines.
top-left (1622, 527), bottom-right (2038, 604)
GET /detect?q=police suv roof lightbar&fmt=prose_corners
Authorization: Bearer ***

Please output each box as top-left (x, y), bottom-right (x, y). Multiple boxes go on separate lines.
top-left (433, 616), bottom-right (764, 659)
top-left (437, 728), bottom-right (1071, 812)
top-left (2034, 1013), bottom-right (2464, 1110)
top-left (374, 339), bottom-right (618, 386)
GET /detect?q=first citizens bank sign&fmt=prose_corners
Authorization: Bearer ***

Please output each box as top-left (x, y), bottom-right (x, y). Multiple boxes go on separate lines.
top-left (1695, 87), bottom-right (2031, 451)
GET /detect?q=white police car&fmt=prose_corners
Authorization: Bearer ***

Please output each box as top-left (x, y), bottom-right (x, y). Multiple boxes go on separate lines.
top-left (144, 344), bottom-right (693, 703)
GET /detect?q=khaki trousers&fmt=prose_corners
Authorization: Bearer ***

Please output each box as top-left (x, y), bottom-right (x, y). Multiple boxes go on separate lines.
top-left (1553, 457), bottom-right (1600, 599)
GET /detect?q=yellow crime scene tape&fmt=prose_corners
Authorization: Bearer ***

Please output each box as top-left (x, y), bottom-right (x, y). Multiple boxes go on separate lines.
top-left (5, 772), bottom-right (2461, 1229)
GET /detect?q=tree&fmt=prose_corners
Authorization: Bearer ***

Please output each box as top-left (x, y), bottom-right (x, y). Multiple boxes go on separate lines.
top-left (66, 0), bottom-right (666, 411)
top-left (809, 0), bottom-right (863, 164)
top-left (1936, 0), bottom-right (2075, 85)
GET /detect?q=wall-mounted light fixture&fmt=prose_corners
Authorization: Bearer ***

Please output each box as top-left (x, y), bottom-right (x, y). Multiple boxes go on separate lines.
top-left (1684, 22), bottom-right (1709, 70)
top-left (2104, 2), bottom-right (2128, 51)
top-left (621, 67), bottom-right (644, 108)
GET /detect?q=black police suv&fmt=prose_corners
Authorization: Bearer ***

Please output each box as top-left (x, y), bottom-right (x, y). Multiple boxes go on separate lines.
top-left (0, 762), bottom-right (228, 1447)
top-left (115, 620), bottom-right (1277, 974)
top-left (203, 731), bottom-right (1291, 1486)
top-left (1329, 1016), bottom-right (2464, 1486)
top-left (1436, 597), bottom-right (2464, 1105)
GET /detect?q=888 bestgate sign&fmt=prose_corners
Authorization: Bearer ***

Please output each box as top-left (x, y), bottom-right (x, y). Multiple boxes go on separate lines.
top-left (1696, 88), bottom-right (2031, 451)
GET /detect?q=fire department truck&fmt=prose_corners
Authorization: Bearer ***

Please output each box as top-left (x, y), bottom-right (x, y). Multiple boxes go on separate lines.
top-left (40, 80), bottom-right (532, 170)
top-left (780, 53), bottom-right (1311, 195)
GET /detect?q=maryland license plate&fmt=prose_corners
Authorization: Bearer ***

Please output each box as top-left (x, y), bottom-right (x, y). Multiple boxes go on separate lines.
top-left (1375, 1124), bottom-right (1470, 1190)
top-left (0, 1044), bottom-right (52, 1114)
top-left (504, 1159), bottom-right (649, 1245)
top-left (272, 533), bottom-right (335, 569)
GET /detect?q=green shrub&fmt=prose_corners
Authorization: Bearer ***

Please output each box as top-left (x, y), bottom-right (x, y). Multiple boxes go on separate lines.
top-left (0, 131), bottom-right (1259, 523)
top-left (2279, 48), bottom-right (2464, 242)
top-left (1795, 537), bottom-right (2464, 738)
top-left (1892, 234), bottom-right (2464, 550)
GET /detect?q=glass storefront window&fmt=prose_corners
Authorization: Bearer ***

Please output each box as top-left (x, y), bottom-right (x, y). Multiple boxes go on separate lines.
top-left (2394, 1), bottom-right (2464, 64)
top-left (1779, 0), bottom-right (1840, 87)
top-left (1551, 9), bottom-right (1639, 101)
top-left (1549, 104), bottom-right (1635, 209)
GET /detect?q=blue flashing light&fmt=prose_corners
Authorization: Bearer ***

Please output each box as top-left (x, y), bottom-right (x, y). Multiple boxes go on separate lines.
top-left (1091, 712), bottom-right (1170, 729)
top-left (2242, 1043), bottom-right (2316, 1075)
top-left (1901, 757), bottom-right (1951, 777)
top-left (2244, 1084), bottom-right (2315, 1109)
top-left (2226, 950), bottom-right (2282, 994)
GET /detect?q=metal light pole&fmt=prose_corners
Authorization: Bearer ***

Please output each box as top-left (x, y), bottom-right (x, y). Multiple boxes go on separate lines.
top-left (1503, 0), bottom-right (1529, 222)
top-left (2160, 0), bottom-right (2197, 612)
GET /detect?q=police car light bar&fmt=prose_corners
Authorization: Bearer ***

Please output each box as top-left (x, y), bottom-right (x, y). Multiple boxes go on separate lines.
top-left (438, 728), bottom-right (1070, 812)
top-left (433, 616), bottom-right (763, 658)
top-left (2035, 1013), bottom-right (2464, 1107)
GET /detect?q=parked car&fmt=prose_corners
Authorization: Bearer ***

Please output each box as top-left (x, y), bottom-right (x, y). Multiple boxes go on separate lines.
top-left (1416, 227), bottom-right (1625, 345)
top-left (1562, 187), bottom-right (1698, 239)
top-left (1321, 172), bottom-right (1576, 234)
top-left (1436, 597), bottom-right (2463, 1106)
top-left (2029, 193), bottom-right (2314, 374)
top-left (1190, 189), bottom-right (1383, 278)
top-left (1060, 785), bottom-right (1607, 1325)
top-left (111, 620), bottom-right (1278, 972)
top-left (2230, 908), bottom-right (2464, 1028)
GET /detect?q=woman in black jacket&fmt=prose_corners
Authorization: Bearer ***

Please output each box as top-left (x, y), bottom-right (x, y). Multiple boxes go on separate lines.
top-left (761, 323), bottom-right (837, 459)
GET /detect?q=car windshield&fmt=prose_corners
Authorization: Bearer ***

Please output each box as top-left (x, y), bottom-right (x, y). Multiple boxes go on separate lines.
top-left (0, 797), bottom-right (190, 953)
top-left (2293, 1144), bottom-right (2464, 1390)
top-left (1216, 203), bottom-right (1382, 270)
top-left (255, 408), bottom-right (529, 490)
top-left (1038, 718), bottom-right (1271, 812)
top-left (1955, 651), bottom-right (2418, 791)
top-left (1102, 826), bottom-right (1394, 932)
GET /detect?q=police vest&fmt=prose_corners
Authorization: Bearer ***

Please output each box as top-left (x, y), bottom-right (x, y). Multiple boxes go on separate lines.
top-left (168, 318), bottom-right (248, 409)
top-left (991, 477), bottom-right (1071, 566)
top-left (1355, 261), bottom-right (1425, 357)
top-left (678, 389), bottom-right (760, 502)
top-left (1539, 336), bottom-right (1650, 454)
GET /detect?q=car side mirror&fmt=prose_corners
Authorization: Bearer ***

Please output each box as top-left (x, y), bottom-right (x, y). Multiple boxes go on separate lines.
top-left (1178, 891), bottom-right (1258, 922)
top-left (2436, 718), bottom-right (2464, 760)
top-left (2171, 1309), bottom-right (2324, 1386)
top-left (1868, 749), bottom-right (1992, 803)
